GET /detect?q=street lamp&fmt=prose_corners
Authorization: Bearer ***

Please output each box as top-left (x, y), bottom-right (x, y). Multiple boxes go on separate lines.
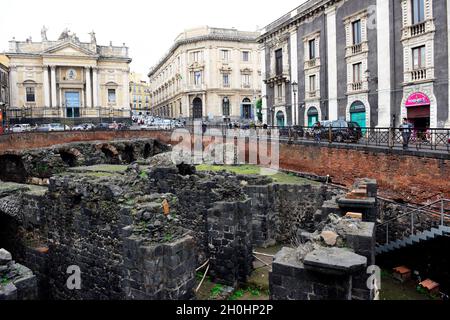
top-left (291, 81), bottom-right (298, 126)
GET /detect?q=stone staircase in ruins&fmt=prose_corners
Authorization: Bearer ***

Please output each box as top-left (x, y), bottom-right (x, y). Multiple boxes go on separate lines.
top-left (375, 199), bottom-right (450, 255)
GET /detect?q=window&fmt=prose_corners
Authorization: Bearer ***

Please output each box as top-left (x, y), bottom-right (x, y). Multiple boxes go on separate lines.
top-left (222, 97), bottom-right (230, 116)
top-left (108, 89), bottom-right (116, 103)
top-left (242, 74), bottom-right (250, 87)
top-left (353, 63), bottom-right (362, 83)
top-left (242, 51), bottom-right (250, 62)
top-left (309, 75), bottom-right (316, 92)
top-left (223, 74), bottom-right (230, 87)
top-left (221, 50), bottom-right (230, 61)
top-left (275, 49), bottom-right (283, 75)
top-left (276, 84), bottom-right (283, 101)
top-left (26, 87), bottom-right (35, 102)
top-left (352, 20), bottom-right (362, 45)
top-left (309, 39), bottom-right (316, 60)
top-left (412, 45), bottom-right (426, 69)
top-left (194, 71), bottom-right (202, 85)
top-left (412, 0), bottom-right (425, 24)
top-left (191, 51), bottom-right (201, 62)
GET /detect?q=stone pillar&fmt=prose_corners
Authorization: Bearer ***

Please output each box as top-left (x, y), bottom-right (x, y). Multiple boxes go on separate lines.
top-left (9, 65), bottom-right (17, 108)
top-left (85, 67), bottom-right (92, 108)
top-left (43, 65), bottom-right (50, 107)
top-left (50, 66), bottom-right (57, 107)
top-left (325, 6), bottom-right (338, 121)
top-left (122, 69), bottom-right (130, 116)
top-left (92, 67), bottom-right (99, 108)
top-left (260, 46), bottom-right (268, 125)
top-left (289, 27), bottom-right (298, 125)
top-left (377, 0), bottom-right (392, 127)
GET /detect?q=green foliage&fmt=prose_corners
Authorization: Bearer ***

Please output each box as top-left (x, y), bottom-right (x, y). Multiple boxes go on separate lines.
top-left (139, 171), bottom-right (149, 179)
top-left (228, 289), bottom-right (245, 300)
top-left (164, 233), bottom-right (173, 242)
top-left (248, 287), bottom-right (261, 297)
top-left (35, 163), bottom-right (49, 175)
top-left (210, 284), bottom-right (223, 298)
top-left (1, 276), bottom-right (10, 285)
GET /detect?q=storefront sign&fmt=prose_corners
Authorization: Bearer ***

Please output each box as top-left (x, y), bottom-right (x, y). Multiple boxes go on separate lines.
top-left (405, 92), bottom-right (430, 107)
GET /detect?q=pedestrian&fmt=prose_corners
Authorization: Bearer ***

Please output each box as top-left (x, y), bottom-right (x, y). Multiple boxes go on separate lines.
top-left (314, 122), bottom-right (322, 142)
top-left (400, 118), bottom-right (413, 150)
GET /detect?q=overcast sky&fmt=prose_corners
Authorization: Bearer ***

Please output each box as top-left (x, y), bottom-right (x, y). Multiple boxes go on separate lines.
top-left (0, 0), bottom-right (305, 79)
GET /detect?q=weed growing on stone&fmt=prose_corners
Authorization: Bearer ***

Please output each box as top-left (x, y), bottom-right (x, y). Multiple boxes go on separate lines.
top-left (210, 284), bottom-right (223, 298)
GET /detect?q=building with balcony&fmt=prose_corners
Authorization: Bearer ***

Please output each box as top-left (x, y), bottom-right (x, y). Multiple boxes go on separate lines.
top-left (130, 72), bottom-right (151, 115)
top-left (6, 28), bottom-right (131, 124)
top-left (148, 26), bottom-right (261, 123)
top-left (259, 0), bottom-right (450, 129)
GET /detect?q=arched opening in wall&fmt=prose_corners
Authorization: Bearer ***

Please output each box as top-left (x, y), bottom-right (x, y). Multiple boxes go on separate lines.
top-left (143, 143), bottom-right (152, 159)
top-left (0, 154), bottom-right (27, 183)
top-left (350, 101), bottom-right (366, 133)
top-left (101, 145), bottom-right (119, 164)
top-left (192, 97), bottom-right (203, 120)
top-left (241, 98), bottom-right (253, 120)
top-left (307, 107), bottom-right (319, 127)
top-left (0, 211), bottom-right (22, 259)
top-left (276, 111), bottom-right (285, 127)
top-left (59, 151), bottom-right (78, 167)
top-left (122, 145), bottom-right (136, 164)
top-left (177, 163), bottom-right (195, 176)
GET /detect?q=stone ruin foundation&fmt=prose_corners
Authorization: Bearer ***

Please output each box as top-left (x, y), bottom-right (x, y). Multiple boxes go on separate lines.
top-left (0, 139), bottom-right (382, 300)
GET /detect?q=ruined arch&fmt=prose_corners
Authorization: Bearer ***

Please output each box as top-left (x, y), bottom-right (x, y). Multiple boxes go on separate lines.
top-left (100, 144), bottom-right (119, 164)
top-left (59, 148), bottom-right (81, 168)
top-left (0, 154), bottom-right (27, 183)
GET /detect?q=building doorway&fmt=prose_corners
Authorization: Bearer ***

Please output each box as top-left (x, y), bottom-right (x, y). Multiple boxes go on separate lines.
top-left (65, 91), bottom-right (80, 118)
top-left (307, 107), bottom-right (319, 127)
top-left (192, 97), bottom-right (203, 120)
top-left (241, 98), bottom-right (252, 120)
top-left (276, 111), bottom-right (285, 127)
top-left (405, 92), bottom-right (431, 141)
top-left (350, 101), bottom-right (366, 132)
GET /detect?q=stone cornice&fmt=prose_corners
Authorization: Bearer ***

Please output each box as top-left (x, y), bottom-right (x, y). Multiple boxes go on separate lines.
top-left (148, 33), bottom-right (258, 78)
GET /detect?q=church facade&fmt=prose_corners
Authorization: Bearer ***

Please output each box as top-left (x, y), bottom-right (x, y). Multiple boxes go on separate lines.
top-left (6, 28), bottom-right (132, 124)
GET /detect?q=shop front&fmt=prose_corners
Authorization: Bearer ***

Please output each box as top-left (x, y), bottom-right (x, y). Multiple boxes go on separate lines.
top-left (405, 92), bottom-right (430, 129)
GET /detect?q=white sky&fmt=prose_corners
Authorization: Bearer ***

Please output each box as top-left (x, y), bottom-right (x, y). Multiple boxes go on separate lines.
top-left (0, 0), bottom-right (305, 79)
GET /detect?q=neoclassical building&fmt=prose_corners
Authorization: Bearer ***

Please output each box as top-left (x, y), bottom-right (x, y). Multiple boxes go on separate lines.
top-left (6, 28), bottom-right (132, 123)
top-left (148, 26), bottom-right (262, 123)
top-left (0, 55), bottom-right (9, 128)
top-left (259, 0), bottom-right (450, 129)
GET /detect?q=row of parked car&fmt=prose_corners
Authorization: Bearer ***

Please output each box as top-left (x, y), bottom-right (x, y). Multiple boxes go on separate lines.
top-left (8, 122), bottom-right (130, 133)
top-left (278, 120), bottom-right (363, 143)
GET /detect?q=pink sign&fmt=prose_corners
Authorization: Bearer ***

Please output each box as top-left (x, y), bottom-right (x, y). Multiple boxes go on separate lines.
top-left (406, 92), bottom-right (430, 107)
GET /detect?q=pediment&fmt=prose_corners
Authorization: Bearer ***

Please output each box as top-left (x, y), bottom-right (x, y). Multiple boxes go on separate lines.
top-left (43, 42), bottom-right (97, 57)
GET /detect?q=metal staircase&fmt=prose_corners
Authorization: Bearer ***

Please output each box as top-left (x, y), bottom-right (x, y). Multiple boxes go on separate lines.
top-left (376, 199), bottom-right (450, 255)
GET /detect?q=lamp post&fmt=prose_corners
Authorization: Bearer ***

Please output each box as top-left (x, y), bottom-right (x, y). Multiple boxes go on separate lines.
top-left (291, 81), bottom-right (298, 126)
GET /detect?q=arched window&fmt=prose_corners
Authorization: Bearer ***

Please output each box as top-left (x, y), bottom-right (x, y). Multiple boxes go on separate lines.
top-left (276, 111), bottom-right (285, 127)
top-left (193, 97), bottom-right (203, 119)
top-left (241, 98), bottom-right (252, 120)
top-left (349, 101), bottom-right (366, 130)
top-left (307, 107), bottom-right (319, 127)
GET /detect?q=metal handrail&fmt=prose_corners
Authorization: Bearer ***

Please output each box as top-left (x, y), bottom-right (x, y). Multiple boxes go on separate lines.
top-left (378, 199), bottom-right (450, 227)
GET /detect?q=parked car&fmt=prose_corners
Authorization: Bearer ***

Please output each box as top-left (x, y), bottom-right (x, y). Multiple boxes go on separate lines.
top-left (36, 123), bottom-right (66, 132)
top-left (11, 124), bottom-right (32, 133)
top-left (96, 123), bottom-right (110, 131)
top-left (312, 120), bottom-right (362, 143)
top-left (72, 123), bottom-right (95, 131)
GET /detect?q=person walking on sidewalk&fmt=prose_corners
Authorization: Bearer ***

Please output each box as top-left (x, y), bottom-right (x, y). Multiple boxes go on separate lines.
top-left (400, 118), bottom-right (413, 150)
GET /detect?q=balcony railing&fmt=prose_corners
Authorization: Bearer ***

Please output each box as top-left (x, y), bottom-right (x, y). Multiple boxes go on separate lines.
top-left (410, 68), bottom-right (427, 81)
top-left (410, 22), bottom-right (426, 37)
top-left (351, 43), bottom-right (363, 55)
top-left (307, 58), bottom-right (317, 68)
top-left (351, 82), bottom-right (363, 91)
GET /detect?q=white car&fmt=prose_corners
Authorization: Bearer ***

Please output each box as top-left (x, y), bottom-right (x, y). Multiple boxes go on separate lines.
top-left (11, 124), bottom-right (32, 133)
top-left (72, 123), bottom-right (95, 131)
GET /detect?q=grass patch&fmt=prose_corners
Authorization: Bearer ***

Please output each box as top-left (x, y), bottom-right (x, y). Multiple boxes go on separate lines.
top-left (196, 165), bottom-right (319, 186)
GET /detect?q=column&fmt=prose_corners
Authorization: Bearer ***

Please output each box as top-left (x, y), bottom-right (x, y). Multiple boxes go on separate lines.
top-left (122, 69), bottom-right (130, 115)
top-left (260, 46), bottom-right (268, 125)
top-left (289, 27), bottom-right (298, 125)
top-left (43, 65), bottom-right (50, 107)
top-left (9, 65), bottom-right (17, 108)
top-left (92, 67), bottom-right (99, 107)
top-left (326, 6), bottom-right (338, 121)
top-left (50, 65), bottom-right (57, 107)
top-left (377, 0), bottom-right (392, 127)
top-left (85, 67), bottom-right (92, 108)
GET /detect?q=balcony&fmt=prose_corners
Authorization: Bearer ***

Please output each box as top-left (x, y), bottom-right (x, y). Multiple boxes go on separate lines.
top-left (308, 91), bottom-right (317, 98)
top-left (410, 68), bottom-right (427, 82)
top-left (348, 81), bottom-right (364, 93)
top-left (242, 83), bottom-right (251, 89)
top-left (351, 43), bottom-right (362, 55)
top-left (409, 22), bottom-right (426, 37)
